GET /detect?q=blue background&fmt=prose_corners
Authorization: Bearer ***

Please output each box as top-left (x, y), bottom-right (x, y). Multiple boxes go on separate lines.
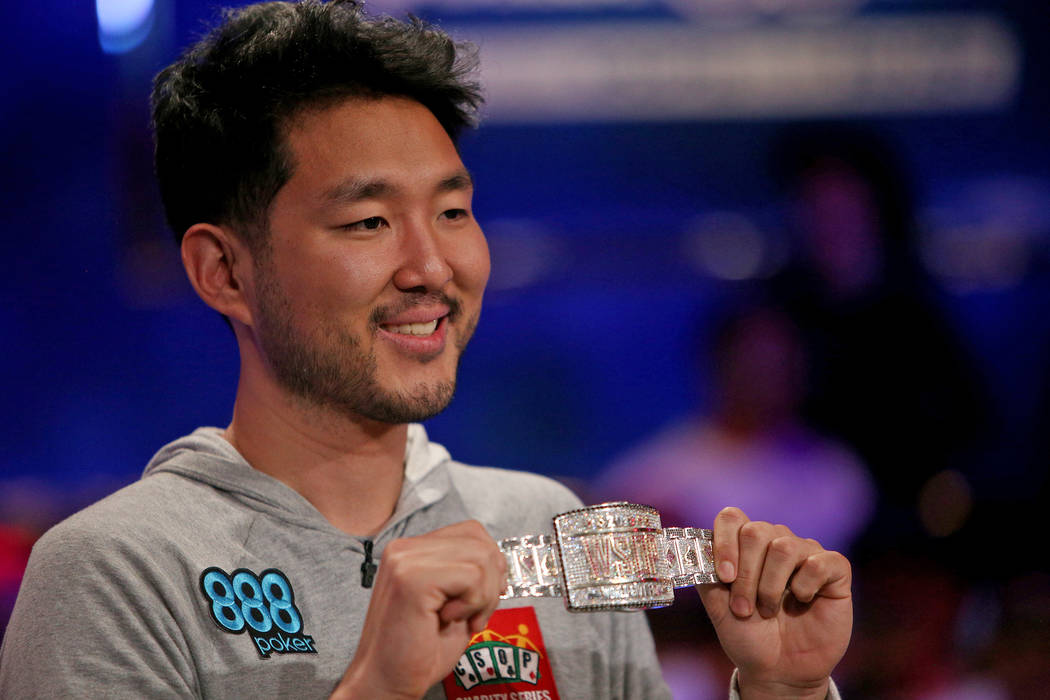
top-left (4, 0), bottom-right (1048, 491)
top-left (2, 3), bottom-right (1050, 690)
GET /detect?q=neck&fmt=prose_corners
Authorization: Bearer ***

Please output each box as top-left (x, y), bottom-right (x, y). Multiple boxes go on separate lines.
top-left (224, 369), bottom-right (409, 538)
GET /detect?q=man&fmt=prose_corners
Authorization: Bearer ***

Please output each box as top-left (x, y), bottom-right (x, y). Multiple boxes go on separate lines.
top-left (0, 1), bottom-right (852, 698)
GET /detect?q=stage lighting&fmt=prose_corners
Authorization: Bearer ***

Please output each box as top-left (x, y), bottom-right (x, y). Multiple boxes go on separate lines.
top-left (97, 0), bottom-right (154, 54)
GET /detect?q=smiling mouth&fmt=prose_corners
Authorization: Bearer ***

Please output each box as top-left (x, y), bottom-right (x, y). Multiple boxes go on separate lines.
top-left (373, 293), bottom-right (460, 338)
top-left (382, 319), bottom-right (440, 336)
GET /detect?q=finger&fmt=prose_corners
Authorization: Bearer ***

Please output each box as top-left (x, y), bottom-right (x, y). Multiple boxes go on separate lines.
top-left (426, 519), bottom-right (492, 537)
top-left (398, 521), bottom-right (506, 587)
top-left (440, 589), bottom-right (499, 634)
top-left (465, 530), bottom-right (508, 613)
top-left (437, 552), bottom-right (506, 630)
top-left (712, 506), bottom-right (750, 583)
top-left (381, 537), bottom-right (500, 614)
top-left (433, 559), bottom-right (498, 624)
top-left (730, 520), bottom-right (776, 618)
top-left (467, 591), bottom-right (501, 635)
top-left (789, 550), bottom-right (852, 603)
top-left (756, 535), bottom-right (822, 618)
top-left (430, 520), bottom-right (508, 580)
top-left (695, 579), bottom-right (731, 627)
top-left (444, 550), bottom-right (507, 627)
top-left (378, 520), bottom-right (506, 631)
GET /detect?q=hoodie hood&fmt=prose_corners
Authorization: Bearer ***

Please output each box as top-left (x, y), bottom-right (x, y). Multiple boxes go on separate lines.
top-left (142, 423), bottom-right (452, 540)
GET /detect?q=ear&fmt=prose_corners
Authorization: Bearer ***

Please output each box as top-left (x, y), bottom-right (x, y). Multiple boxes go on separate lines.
top-left (180, 223), bottom-right (255, 327)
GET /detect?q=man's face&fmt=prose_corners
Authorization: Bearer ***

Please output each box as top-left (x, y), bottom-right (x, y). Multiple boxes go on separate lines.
top-left (249, 96), bottom-right (490, 424)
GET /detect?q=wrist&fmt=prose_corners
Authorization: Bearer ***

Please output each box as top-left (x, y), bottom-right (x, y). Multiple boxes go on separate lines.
top-left (331, 663), bottom-right (420, 700)
top-left (330, 681), bottom-right (418, 700)
top-left (736, 670), bottom-right (830, 700)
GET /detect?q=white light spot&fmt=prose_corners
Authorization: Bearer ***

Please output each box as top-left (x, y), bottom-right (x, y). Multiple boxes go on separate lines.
top-left (97, 0), bottom-right (154, 54)
top-left (684, 212), bottom-right (777, 281)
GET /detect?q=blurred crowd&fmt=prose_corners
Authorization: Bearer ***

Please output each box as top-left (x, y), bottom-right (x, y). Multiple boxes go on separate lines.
top-left (3, 125), bottom-right (1048, 698)
top-left (588, 127), bottom-right (1050, 699)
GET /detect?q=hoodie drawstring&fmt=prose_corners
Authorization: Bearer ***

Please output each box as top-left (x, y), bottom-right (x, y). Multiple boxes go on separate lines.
top-left (360, 540), bottom-right (377, 588)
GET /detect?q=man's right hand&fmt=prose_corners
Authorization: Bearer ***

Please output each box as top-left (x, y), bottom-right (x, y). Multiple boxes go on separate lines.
top-left (330, 520), bottom-right (507, 700)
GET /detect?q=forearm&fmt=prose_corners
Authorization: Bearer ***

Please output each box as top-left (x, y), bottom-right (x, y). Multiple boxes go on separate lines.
top-left (329, 653), bottom-right (425, 700)
top-left (328, 673), bottom-right (419, 700)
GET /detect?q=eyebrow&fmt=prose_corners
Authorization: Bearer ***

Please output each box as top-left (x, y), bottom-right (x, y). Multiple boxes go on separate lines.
top-left (436, 170), bottom-right (474, 194)
top-left (321, 169), bottom-right (474, 205)
top-left (321, 178), bottom-right (391, 205)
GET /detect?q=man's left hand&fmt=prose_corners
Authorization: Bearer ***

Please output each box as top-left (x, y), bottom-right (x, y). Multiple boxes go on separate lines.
top-left (696, 507), bottom-right (852, 700)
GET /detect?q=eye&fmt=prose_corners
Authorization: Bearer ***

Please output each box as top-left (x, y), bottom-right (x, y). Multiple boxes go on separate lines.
top-left (441, 209), bottom-right (469, 222)
top-left (342, 216), bottom-right (388, 232)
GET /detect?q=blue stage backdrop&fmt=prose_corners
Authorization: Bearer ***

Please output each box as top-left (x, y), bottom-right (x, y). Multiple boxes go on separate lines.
top-left (2, 0), bottom-right (1050, 653)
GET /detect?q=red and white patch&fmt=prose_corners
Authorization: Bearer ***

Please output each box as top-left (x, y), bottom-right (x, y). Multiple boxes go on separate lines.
top-left (442, 607), bottom-right (560, 700)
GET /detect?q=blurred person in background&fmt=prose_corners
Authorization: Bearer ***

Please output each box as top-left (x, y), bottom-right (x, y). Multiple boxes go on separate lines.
top-left (768, 124), bottom-right (992, 555)
top-left (592, 303), bottom-right (873, 700)
top-left (593, 303), bottom-right (874, 555)
top-left (765, 124), bottom-right (1006, 699)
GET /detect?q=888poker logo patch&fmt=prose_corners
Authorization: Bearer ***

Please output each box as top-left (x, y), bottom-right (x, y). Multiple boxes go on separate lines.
top-left (199, 567), bottom-right (316, 659)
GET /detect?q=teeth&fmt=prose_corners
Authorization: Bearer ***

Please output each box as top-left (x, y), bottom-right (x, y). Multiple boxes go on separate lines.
top-left (386, 320), bottom-right (438, 336)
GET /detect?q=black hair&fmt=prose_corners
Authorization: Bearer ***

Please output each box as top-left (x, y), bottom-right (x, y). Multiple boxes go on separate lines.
top-left (151, 0), bottom-right (483, 247)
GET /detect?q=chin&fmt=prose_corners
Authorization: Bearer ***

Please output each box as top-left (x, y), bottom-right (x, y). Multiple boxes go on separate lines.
top-left (354, 380), bottom-right (457, 424)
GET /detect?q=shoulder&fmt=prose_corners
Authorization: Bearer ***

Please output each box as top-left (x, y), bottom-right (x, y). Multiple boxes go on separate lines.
top-left (13, 471), bottom-right (258, 652)
top-left (444, 462), bottom-right (584, 539)
top-left (4, 477), bottom-right (209, 697)
top-left (29, 470), bottom-right (253, 574)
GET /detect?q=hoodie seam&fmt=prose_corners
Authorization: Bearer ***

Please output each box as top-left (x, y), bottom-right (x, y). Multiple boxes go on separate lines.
top-left (155, 465), bottom-right (289, 511)
top-left (240, 513), bottom-right (262, 552)
top-left (155, 466), bottom-right (352, 538)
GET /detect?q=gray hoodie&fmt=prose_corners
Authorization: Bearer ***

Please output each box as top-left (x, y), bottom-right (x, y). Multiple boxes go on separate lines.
top-left (0, 425), bottom-right (671, 699)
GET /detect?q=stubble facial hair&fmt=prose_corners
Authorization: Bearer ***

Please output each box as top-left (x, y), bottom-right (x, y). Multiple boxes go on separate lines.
top-left (252, 258), bottom-right (476, 424)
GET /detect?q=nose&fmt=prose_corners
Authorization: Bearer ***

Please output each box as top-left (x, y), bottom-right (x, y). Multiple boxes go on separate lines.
top-left (392, 219), bottom-right (454, 292)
